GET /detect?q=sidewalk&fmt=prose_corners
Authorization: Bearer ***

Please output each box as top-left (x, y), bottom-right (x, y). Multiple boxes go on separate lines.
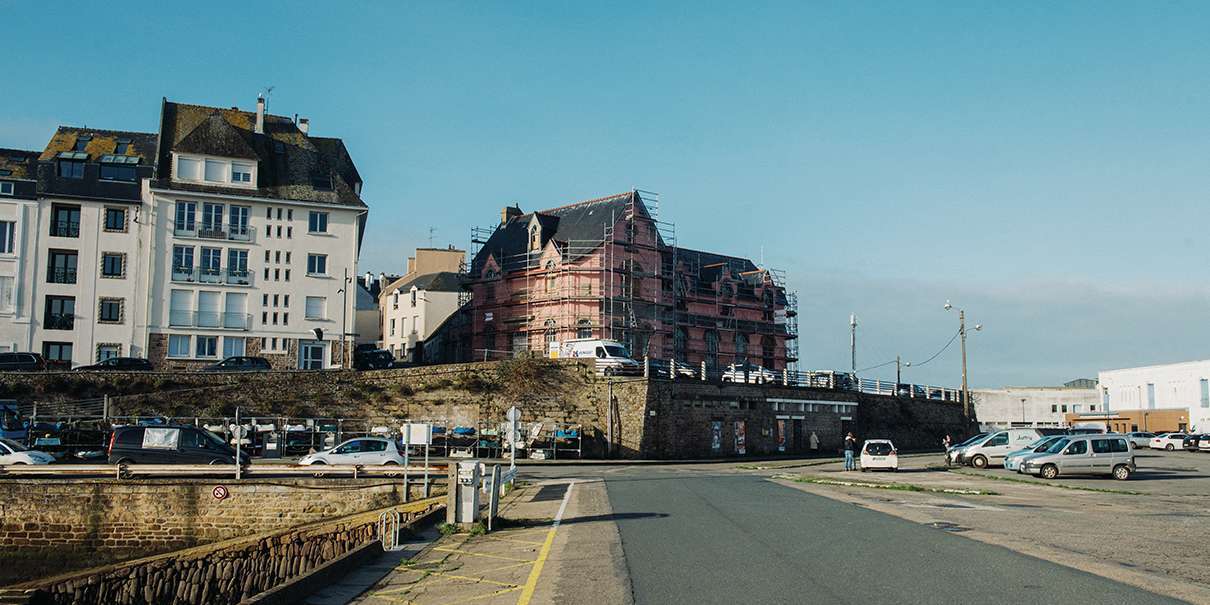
top-left (348, 478), bottom-right (629, 605)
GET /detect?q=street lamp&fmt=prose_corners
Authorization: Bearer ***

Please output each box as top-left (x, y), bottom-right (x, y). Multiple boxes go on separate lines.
top-left (1021, 398), bottom-right (1026, 425)
top-left (944, 300), bottom-right (981, 419)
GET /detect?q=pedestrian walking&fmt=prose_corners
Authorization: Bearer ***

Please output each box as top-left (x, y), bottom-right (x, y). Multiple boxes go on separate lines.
top-left (942, 434), bottom-right (953, 467)
top-left (843, 432), bottom-right (857, 471)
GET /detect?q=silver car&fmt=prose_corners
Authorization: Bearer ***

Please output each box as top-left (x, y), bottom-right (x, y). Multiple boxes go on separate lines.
top-left (1020, 434), bottom-right (1135, 481)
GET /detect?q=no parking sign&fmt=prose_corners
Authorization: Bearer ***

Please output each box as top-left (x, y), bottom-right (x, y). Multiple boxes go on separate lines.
top-left (212, 485), bottom-right (230, 501)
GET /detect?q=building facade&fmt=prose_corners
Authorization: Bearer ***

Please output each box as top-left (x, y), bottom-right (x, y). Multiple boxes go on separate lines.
top-left (463, 191), bottom-right (797, 369)
top-left (972, 384), bottom-right (1101, 430)
top-left (145, 98), bottom-right (367, 370)
top-left (379, 247), bottom-right (465, 361)
top-left (1095, 360), bottom-right (1210, 432)
top-left (2, 96), bottom-right (367, 370)
top-left (0, 150), bottom-right (40, 353)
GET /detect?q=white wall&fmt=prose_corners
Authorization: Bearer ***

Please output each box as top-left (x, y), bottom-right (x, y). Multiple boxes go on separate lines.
top-left (973, 386), bottom-right (1101, 429)
top-left (0, 199), bottom-right (36, 352)
top-left (1099, 359), bottom-right (1210, 416)
top-left (379, 286), bottom-right (460, 358)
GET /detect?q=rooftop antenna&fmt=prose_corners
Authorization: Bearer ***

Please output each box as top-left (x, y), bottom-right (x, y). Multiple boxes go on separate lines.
top-left (427, 227), bottom-right (436, 248)
top-left (260, 85), bottom-right (275, 108)
top-left (849, 313), bottom-right (858, 373)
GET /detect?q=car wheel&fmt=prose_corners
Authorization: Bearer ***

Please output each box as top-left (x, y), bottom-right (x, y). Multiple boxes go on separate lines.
top-left (1112, 465), bottom-right (1131, 481)
top-left (310, 460), bottom-right (327, 477)
top-left (1166, 444), bottom-right (1174, 451)
top-left (115, 458), bottom-right (134, 465)
top-left (971, 455), bottom-right (988, 469)
top-left (1040, 464), bottom-right (1059, 480)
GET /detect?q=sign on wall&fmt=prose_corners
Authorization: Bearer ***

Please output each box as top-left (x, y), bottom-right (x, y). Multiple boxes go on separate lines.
top-left (734, 420), bottom-right (747, 455)
top-left (402, 423), bottom-right (432, 446)
top-left (710, 421), bottom-right (722, 453)
top-left (776, 419), bottom-right (786, 453)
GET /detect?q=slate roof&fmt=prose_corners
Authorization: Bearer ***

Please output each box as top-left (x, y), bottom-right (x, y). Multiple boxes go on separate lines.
top-left (472, 191), bottom-right (660, 272)
top-left (355, 282), bottom-right (377, 310)
top-left (0, 149), bottom-right (39, 180)
top-left (39, 127), bottom-right (157, 163)
top-left (152, 99), bottom-right (365, 208)
top-left (384, 271), bottom-right (464, 294)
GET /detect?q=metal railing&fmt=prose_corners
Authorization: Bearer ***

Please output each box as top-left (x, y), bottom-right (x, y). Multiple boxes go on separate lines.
top-left (171, 267), bottom-right (253, 287)
top-left (174, 224), bottom-right (254, 243)
top-left (47, 267), bottom-right (77, 284)
top-left (0, 463), bottom-right (449, 482)
top-left (168, 311), bottom-right (252, 330)
top-left (50, 220), bottom-right (79, 238)
top-left (43, 313), bottom-right (75, 330)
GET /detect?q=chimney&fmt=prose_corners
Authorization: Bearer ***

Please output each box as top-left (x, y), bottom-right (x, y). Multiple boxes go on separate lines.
top-left (501, 204), bottom-right (522, 224)
top-left (378, 272), bottom-right (387, 290)
top-left (363, 271), bottom-right (372, 289)
top-left (298, 118), bottom-right (310, 136)
top-left (255, 96), bottom-right (265, 134)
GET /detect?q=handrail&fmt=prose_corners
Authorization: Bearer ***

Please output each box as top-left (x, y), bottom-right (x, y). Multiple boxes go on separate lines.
top-left (0, 463), bottom-right (450, 479)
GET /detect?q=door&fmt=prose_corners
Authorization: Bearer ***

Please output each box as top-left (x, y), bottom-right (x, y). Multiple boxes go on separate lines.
top-left (983, 432), bottom-right (1010, 463)
top-left (1088, 438), bottom-right (1114, 475)
top-left (0, 441), bottom-right (13, 464)
top-left (224, 292), bottom-right (247, 329)
top-left (198, 291), bottom-right (221, 328)
top-left (301, 342), bottom-right (325, 370)
top-left (329, 439), bottom-right (364, 464)
top-left (1058, 439), bottom-right (1090, 475)
top-left (361, 439), bottom-right (389, 464)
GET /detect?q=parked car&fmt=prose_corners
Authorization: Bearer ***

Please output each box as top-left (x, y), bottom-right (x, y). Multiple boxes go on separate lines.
top-left (107, 425), bottom-right (250, 465)
top-left (721, 361), bottom-right (778, 384)
top-left (353, 349), bottom-right (395, 370)
top-left (959, 428), bottom-right (1045, 469)
top-left (1182, 434), bottom-right (1209, 451)
top-left (1150, 433), bottom-right (1187, 451)
top-left (656, 360), bottom-right (698, 379)
top-left (0, 352), bottom-right (47, 372)
top-left (1004, 435), bottom-right (1067, 471)
top-left (299, 437), bottom-right (405, 466)
top-left (1019, 434), bottom-right (1135, 480)
top-left (946, 432), bottom-right (988, 465)
top-left (1126, 432), bottom-right (1156, 449)
top-left (1201, 439), bottom-right (1210, 453)
top-left (0, 438), bottom-right (55, 465)
top-left (74, 357), bottom-right (153, 371)
top-left (27, 426), bottom-right (110, 461)
top-left (860, 439), bottom-right (898, 471)
top-left (201, 356), bottom-right (272, 372)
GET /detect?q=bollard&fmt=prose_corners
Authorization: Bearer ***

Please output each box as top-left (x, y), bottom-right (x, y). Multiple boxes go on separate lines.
top-left (643, 356), bottom-right (649, 379)
top-left (701, 361), bottom-right (707, 381)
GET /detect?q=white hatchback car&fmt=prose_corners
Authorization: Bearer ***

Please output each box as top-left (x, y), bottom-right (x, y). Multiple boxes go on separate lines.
top-left (1150, 433), bottom-right (1186, 451)
top-left (860, 439), bottom-right (898, 472)
top-left (299, 437), bottom-right (405, 466)
top-left (0, 438), bottom-right (55, 465)
top-left (721, 363), bottom-right (778, 384)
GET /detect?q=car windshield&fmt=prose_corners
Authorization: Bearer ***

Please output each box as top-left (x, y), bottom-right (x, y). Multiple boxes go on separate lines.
top-left (1043, 437), bottom-right (1070, 454)
top-left (0, 438), bottom-right (28, 452)
top-left (956, 433), bottom-right (987, 447)
top-left (1033, 437), bottom-right (1062, 452)
top-left (202, 430), bottom-right (227, 448)
top-left (865, 442), bottom-right (893, 455)
top-left (603, 345), bottom-right (630, 358)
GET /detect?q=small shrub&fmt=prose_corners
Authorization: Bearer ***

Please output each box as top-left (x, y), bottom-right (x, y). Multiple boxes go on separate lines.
top-left (438, 523), bottom-right (458, 536)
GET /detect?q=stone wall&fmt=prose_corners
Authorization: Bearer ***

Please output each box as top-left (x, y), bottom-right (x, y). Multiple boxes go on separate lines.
top-left (2, 497), bottom-right (443, 605)
top-left (0, 478), bottom-right (437, 587)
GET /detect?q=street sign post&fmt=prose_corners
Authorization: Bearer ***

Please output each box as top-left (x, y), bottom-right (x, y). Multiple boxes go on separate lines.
top-left (505, 406), bottom-right (521, 469)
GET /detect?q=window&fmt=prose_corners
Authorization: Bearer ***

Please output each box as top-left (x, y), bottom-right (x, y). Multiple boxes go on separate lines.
top-left (43, 342), bottom-right (72, 364)
top-left (287, 226), bottom-right (292, 238)
top-left (1051, 404), bottom-right (1058, 413)
top-left (200, 248), bottom-right (221, 279)
top-left (0, 182), bottom-right (13, 195)
top-left (99, 161), bottom-right (136, 182)
top-left (223, 336), bottom-right (246, 358)
top-left (390, 319), bottom-right (396, 336)
top-left (104, 208), bottom-right (126, 232)
top-left (987, 433), bottom-right (1009, 446)
top-left (705, 330), bottom-right (719, 372)
top-left (285, 269), bottom-right (290, 281)
top-left (529, 225), bottom-right (539, 250)
top-left (307, 254), bottom-right (327, 275)
top-left (287, 209), bottom-right (293, 220)
top-left (231, 163), bottom-right (253, 183)
top-left (1091, 439), bottom-right (1111, 454)
top-left (201, 203), bottom-right (224, 234)
top-left (204, 159), bottom-right (226, 182)
top-left (50, 205), bottom-right (80, 237)
top-left (282, 312), bottom-right (288, 325)
top-left (1201, 379), bottom-right (1209, 409)
top-left (114, 139), bottom-right (130, 155)
top-left (0, 276), bottom-right (13, 312)
top-left (169, 290), bottom-right (192, 326)
top-left (577, 319), bottom-right (592, 339)
top-left (44, 296), bottom-right (75, 330)
top-left (1065, 440), bottom-right (1087, 455)
top-left (735, 333), bottom-right (749, 359)
top-left (308, 211), bottom-right (328, 233)
top-left (172, 246), bottom-right (194, 274)
top-left (1146, 383), bottom-right (1156, 409)
top-left (229, 206), bottom-right (250, 239)
top-left (411, 289), bottom-right (417, 307)
top-left (285, 252), bottom-right (291, 263)
top-left (57, 160), bottom-right (85, 179)
top-left (175, 201), bottom-right (196, 233)
top-left (283, 294), bottom-right (289, 306)
top-left (305, 296), bottom-right (326, 319)
top-left (98, 298), bottom-right (123, 323)
top-left (392, 291), bottom-right (399, 309)
top-left (1061, 404), bottom-right (1068, 413)
top-left (544, 319), bottom-right (557, 346)
top-left (47, 250), bottom-right (78, 284)
top-left (227, 249), bottom-right (248, 282)
top-left (101, 253), bottom-right (125, 278)
top-left (0, 221), bottom-right (13, 253)
top-left (168, 335), bottom-right (190, 358)
top-left (97, 344), bottom-right (120, 362)
top-left (74, 135), bottom-right (91, 152)
top-left (195, 335), bottom-right (218, 358)
top-left (177, 157), bottom-right (201, 181)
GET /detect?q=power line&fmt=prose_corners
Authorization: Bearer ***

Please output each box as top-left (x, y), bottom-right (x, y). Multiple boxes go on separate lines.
top-left (855, 328), bottom-right (962, 374)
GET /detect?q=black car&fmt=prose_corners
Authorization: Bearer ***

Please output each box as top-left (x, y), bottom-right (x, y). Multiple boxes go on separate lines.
top-left (201, 356), bottom-right (272, 372)
top-left (0, 352), bottom-right (47, 372)
top-left (74, 357), bottom-right (153, 371)
top-left (1182, 434), bottom-right (1208, 451)
top-left (353, 349), bottom-right (395, 370)
top-left (29, 426), bottom-right (110, 460)
top-left (107, 425), bottom-right (250, 465)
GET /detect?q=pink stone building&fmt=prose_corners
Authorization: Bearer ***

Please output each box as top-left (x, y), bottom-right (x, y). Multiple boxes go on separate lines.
top-left (464, 191), bottom-right (797, 371)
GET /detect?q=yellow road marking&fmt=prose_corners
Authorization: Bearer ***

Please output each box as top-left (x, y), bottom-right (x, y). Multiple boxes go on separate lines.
top-left (442, 586), bottom-right (521, 605)
top-left (481, 535), bottom-right (547, 547)
top-left (516, 481), bottom-right (576, 605)
top-left (431, 548), bottom-right (535, 563)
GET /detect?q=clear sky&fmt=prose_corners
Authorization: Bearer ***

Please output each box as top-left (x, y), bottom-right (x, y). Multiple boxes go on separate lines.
top-left (5, 2), bottom-right (1210, 387)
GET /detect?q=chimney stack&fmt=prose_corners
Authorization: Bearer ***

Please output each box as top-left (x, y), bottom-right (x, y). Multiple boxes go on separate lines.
top-left (364, 271), bottom-right (372, 289)
top-left (255, 96), bottom-right (265, 134)
top-left (501, 204), bottom-right (522, 224)
top-left (378, 272), bottom-right (386, 291)
top-left (298, 118), bottom-right (310, 136)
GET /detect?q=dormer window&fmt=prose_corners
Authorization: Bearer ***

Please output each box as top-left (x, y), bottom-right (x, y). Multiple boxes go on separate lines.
top-left (114, 139), bottom-right (130, 155)
top-left (174, 154), bottom-right (256, 188)
top-left (99, 155), bottom-right (140, 182)
top-left (56, 152), bottom-right (87, 179)
top-left (73, 136), bottom-right (91, 152)
top-left (232, 163), bottom-right (253, 183)
top-left (529, 225), bottom-right (540, 251)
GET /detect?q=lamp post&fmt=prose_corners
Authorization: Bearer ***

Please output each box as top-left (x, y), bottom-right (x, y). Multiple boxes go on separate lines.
top-left (1021, 398), bottom-right (1026, 425)
top-left (945, 300), bottom-right (981, 419)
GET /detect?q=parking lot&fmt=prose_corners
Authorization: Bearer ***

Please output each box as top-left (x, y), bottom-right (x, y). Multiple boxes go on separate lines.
top-left (765, 449), bottom-right (1210, 603)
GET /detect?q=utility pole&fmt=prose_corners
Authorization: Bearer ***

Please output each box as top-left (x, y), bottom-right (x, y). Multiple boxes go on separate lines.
top-left (896, 355), bottom-right (902, 385)
top-left (340, 268), bottom-right (350, 368)
top-left (849, 314), bottom-right (857, 373)
top-left (959, 309), bottom-right (970, 418)
top-left (1021, 398), bottom-right (1026, 424)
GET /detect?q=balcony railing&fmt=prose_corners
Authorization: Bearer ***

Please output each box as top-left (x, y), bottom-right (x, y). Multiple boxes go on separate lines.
top-left (168, 310), bottom-right (252, 330)
top-left (171, 267), bottom-right (253, 287)
top-left (173, 224), bottom-right (253, 243)
top-left (45, 313), bottom-right (75, 330)
top-left (50, 220), bottom-right (79, 238)
top-left (48, 267), bottom-right (77, 284)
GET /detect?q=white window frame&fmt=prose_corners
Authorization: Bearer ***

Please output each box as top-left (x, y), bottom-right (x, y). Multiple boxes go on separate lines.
top-left (167, 335), bottom-right (191, 358)
top-left (173, 153), bottom-right (257, 188)
top-left (231, 162), bottom-right (254, 184)
top-left (0, 182), bottom-right (13, 196)
top-left (0, 221), bottom-right (14, 254)
top-left (223, 336), bottom-right (246, 358)
top-left (308, 211), bottom-right (329, 234)
top-left (195, 335), bottom-right (218, 358)
top-left (307, 254), bottom-right (328, 276)
top-left (305, 296), bottom-right (326, 320)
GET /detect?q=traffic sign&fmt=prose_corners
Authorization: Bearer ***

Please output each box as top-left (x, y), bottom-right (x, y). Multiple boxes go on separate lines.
top-left (212, 485), bottom-right (229, 500)
top-left (506, 406), bottom-right (521, 422)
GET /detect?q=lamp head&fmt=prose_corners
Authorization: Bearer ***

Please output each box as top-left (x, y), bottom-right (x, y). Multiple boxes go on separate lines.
top-left (974, 324), bottom-right (983, 331)
top-left (944, 300), bottom-right (953, 311)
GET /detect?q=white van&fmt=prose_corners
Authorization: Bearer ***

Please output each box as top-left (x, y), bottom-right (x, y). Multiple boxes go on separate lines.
top-left (959, 428), bottom-right (1045, 469)
top-left (556, 339), bottom-right (641, 375)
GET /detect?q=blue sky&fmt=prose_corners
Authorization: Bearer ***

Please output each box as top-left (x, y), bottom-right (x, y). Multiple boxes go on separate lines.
top-left (5, 2), bottom-right (1210, 387)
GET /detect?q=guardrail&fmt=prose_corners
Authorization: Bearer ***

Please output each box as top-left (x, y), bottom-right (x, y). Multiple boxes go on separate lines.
top-left (0, 463), bottom-right (450, 482)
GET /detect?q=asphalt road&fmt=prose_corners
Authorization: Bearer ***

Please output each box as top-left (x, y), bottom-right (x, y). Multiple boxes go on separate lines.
top-left (541, 466), bottom-right (1184, 605)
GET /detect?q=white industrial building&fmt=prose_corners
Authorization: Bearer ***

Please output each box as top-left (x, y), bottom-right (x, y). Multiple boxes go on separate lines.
top-left (973, 380), bottom-right (1101, 430)
top-left (1099, 359), bottom-right (1210, 432)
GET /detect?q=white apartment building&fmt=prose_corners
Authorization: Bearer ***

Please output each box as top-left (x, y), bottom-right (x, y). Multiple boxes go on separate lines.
top-left (144, 98), bottom-right (367, 370)
top-left (0, 150), bottom-right (39, 353)
top-left (1099, 359), bottom-right (1210, 431)
top-left (379, 247), bottom-right (464, 362)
